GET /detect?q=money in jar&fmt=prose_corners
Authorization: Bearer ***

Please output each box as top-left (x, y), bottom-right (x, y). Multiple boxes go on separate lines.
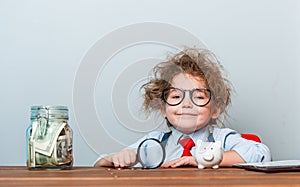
top-left (26, 106), bottom-right (73, 170)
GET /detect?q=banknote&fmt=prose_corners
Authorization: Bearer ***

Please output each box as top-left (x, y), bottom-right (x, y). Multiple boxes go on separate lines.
top-left (35, 152), bottom-right (56, 166)
top-left (54, 134), bottom-right (73, 165)
top-left (27, 141), bottom-right (36, 167)
top-left (32, 120), bottom-right (66, 156)
top-left (29, 121), bottom-right (38, 142)
top-left (34, 135), bottom-right (72, 166)
top-left (28, 118), bottom-right (73, 168)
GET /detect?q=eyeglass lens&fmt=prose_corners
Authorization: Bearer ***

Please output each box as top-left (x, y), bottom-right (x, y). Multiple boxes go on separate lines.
top-left (163, 87), bottom-right (211, 106)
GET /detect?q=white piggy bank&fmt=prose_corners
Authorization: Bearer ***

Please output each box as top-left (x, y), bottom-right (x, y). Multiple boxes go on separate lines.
top-left (195, 140), bottom-right (223, 169)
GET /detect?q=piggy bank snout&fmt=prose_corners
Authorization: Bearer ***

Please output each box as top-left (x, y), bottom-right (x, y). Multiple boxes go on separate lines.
top-left (203, 153), bottom-right (214, 161)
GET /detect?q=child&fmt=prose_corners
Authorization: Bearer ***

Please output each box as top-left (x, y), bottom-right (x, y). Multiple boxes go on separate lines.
top-left (94, 48), bottom-right (271, 168)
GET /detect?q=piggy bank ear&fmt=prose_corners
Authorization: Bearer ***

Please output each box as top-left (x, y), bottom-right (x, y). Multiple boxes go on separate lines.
top-left (215, 141), bottom-right (221, 147)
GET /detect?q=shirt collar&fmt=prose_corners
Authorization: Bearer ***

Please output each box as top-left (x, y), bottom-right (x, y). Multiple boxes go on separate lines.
top-left (170, 126), bottom-right (210, 145)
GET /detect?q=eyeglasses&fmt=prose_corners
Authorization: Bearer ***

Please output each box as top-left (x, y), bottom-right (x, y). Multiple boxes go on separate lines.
top-left (162, 87), bottom-right (213, 107)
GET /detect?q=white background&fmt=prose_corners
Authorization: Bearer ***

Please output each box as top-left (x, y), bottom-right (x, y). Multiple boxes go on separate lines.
top-left (0, 0), bottom-right (299, 166)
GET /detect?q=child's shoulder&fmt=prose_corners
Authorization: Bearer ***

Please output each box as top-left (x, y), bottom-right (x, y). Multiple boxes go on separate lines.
top-left (146, 130), bottom-right (167, 139)
top-left (213, 126), bottom-right (239, 138)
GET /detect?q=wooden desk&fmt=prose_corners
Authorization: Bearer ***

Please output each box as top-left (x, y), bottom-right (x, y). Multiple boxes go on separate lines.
top-left (1, 166), bottom-right (300, 187)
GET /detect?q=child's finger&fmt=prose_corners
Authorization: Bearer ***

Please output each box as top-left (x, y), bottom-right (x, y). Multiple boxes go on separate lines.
top-left (112, 156), bottom-right (121, 168)
top-left (129, 151), bottom-right (136, 165)
top-left (118, 155), bottom-right (125, 167)
top-left (124, 152), bottom-right (132, 165)
top-left (161, 159), bottom-right (178, 168)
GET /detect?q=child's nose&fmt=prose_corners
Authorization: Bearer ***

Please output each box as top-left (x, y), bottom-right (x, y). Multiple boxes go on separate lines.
top-left (182, 94), bottom-right (193, 108)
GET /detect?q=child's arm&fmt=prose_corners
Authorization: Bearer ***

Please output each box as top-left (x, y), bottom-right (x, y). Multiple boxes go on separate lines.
top-left (220, 150), bottom-right (245, 166)
top-left (94, 149), bottom-right (137, 168)
top-left (161, 150), bottom-right (244, 168)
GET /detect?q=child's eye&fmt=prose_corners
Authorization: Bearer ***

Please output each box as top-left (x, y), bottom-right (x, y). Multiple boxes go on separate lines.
top-left (172, 95), bottom-right (181, 99)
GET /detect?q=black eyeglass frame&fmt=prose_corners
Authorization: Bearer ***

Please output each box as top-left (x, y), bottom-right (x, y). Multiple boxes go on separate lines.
top-left (162, 87), bottom-right (213, 107)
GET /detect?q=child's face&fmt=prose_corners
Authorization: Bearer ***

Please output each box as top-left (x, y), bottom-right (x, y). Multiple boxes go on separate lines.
top-left (162, 73), bottom-right (220, 134)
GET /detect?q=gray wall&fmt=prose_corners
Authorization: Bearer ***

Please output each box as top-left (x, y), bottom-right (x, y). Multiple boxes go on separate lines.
top-left (1, 0), bottom-right (299, 166)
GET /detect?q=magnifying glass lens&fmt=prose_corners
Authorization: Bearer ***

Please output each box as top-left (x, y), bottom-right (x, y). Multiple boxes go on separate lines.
top-left (137, 138), bottom-right (165, 169)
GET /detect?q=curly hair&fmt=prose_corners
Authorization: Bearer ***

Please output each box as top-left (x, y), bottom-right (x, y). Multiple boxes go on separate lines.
top-left (142, 48), bottom-right (232, 125)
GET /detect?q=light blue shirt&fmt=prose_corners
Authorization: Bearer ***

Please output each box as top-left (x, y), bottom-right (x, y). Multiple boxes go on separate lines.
top-left (95, 126), bottom-right (271, 167)
top-left (126, 126), bottom-right (271, 165)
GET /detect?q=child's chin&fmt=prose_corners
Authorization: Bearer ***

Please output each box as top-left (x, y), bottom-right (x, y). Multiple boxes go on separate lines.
top-left (175, 124), bottom-right (200, 134)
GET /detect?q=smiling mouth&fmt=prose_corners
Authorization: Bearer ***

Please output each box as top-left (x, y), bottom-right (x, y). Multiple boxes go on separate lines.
top-left (177, 113), bottom-right (197, 116)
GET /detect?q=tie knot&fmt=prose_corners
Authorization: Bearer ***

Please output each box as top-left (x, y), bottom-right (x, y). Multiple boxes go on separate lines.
top-left (179, 137), bottom-right (195, 149)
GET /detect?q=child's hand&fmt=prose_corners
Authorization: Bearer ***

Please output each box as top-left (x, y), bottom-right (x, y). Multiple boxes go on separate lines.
top-left (106, 149), bottom-right (137, 168)
top-left (161, 156), bottom-right (198, 168)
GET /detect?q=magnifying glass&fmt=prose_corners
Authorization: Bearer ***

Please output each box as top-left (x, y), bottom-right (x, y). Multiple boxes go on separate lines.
top-left (136, 138), bottom-right (166, 169)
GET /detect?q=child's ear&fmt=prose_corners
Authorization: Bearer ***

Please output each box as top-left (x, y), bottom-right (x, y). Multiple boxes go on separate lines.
top-left (212, 107), bottom-right (221, 119)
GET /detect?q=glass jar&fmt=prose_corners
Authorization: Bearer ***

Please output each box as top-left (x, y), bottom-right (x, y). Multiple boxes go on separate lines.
top-left (26, 106), bottom-right (73, 170)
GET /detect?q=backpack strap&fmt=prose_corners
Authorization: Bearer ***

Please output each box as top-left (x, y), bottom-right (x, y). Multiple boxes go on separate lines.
top-left (207, 125), bottom-right (215, 142)
top-left (207, 132), bottom-right (215, 142)
top-left (161, 131), bottom-right (172, 147)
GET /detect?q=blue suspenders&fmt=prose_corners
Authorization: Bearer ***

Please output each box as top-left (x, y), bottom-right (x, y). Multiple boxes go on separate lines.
top-left (160, 131), bottom-right (172, 147)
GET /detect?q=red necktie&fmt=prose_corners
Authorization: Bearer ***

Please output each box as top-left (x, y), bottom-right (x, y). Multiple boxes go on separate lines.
top-left (179, 138), bottom-right (195, 157)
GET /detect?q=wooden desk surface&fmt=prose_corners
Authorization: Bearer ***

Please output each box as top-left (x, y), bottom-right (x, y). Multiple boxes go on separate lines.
top-left (1, 166), bottom-right (300, 187)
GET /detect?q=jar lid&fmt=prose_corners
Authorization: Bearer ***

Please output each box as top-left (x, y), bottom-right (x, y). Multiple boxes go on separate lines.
top-left (30, 105), bottom-right (69, 119)
top-left (31, 105), bottom-right (68, 110)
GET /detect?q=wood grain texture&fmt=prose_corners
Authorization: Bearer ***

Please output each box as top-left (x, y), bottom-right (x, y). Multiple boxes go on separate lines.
top-left (1, 166), bottom-right (300, 187)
